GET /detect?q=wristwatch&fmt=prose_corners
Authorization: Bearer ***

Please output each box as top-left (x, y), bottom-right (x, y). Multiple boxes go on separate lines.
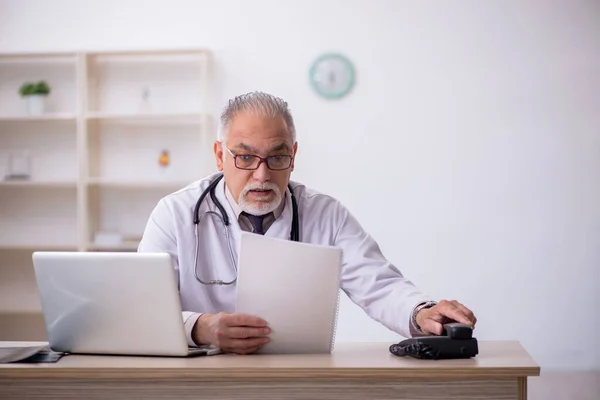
top-left (411, 301), bottom-right (438, 333)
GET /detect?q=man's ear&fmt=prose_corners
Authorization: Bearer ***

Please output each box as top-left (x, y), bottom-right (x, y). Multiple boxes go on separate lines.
top-left (214, 141), bottom-right (224, 171)
top-left (291, 142), bottom-right (298, 171)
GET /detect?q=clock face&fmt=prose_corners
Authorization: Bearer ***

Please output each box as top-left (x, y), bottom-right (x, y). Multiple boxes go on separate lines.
top-left (309, 53), bottom-right (355, 99)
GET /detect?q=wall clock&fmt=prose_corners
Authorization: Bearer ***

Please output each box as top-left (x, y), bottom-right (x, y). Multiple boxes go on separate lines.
top-left (309, 53), bottom-right (355, 99)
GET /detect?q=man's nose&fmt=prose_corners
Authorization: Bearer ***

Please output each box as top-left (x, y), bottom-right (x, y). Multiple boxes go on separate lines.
top-left (252, 160), bottom-right (271, 181)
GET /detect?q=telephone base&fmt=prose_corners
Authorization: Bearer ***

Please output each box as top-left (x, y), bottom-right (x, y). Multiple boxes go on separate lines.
top-left (389, 337), bottom-right (479, 360)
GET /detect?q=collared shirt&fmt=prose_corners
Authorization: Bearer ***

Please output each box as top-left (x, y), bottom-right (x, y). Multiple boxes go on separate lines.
top-left (224, 184), bottom-right (286, 234)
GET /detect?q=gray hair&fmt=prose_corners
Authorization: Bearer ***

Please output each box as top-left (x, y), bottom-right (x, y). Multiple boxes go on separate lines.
top-left (217, 91), bottom-right (296, 143)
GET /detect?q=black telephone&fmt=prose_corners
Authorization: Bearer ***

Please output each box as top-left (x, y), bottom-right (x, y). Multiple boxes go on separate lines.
top-left (389, 322), bottom-right (478, 360)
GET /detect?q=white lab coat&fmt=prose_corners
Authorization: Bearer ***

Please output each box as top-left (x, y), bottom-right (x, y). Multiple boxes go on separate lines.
top-left (138, 172), bottom-right (432, 342)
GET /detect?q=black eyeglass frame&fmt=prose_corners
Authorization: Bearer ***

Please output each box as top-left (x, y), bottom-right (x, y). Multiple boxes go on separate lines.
top-left (224, 146), bottom-right (294, 171)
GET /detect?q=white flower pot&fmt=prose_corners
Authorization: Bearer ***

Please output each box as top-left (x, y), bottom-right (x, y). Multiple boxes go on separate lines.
top-left (26, 95), bottom-right (46, 115)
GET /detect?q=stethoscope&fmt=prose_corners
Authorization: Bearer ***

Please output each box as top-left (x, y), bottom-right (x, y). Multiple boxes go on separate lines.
top-left (192, 173), bottom-right (299, 285)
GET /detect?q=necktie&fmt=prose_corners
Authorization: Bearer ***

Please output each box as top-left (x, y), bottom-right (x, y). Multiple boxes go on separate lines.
top-left (242, 212), bottom-right (268, 235)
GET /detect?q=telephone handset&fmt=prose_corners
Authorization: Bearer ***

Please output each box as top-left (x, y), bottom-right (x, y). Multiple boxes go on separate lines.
top-left (389, 322), bottom-right (479, 360)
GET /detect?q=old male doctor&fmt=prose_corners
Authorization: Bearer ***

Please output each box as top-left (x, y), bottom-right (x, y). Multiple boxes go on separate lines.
top-left (138, 91), bottom-right (477, 355)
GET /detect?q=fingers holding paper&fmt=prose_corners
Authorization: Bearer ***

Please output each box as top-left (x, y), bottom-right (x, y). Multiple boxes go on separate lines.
top-left (193, 312), bottom-right (271, 354)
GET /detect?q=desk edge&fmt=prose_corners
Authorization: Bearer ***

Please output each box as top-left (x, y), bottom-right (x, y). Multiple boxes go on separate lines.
top-left (0, 366), bottom-right (542, 380)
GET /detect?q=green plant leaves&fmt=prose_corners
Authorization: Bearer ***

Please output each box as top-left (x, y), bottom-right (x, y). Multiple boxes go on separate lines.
top-left (19, 81), bottom-right (51, 96)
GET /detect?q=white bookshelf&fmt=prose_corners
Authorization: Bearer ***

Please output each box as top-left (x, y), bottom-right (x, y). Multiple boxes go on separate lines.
top-left (0, 49), bottom-right (214, 338)
top-left (0, 49), bottom-right (213, 253)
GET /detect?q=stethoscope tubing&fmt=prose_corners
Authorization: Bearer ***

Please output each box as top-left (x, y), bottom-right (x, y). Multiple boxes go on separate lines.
top-left (192, 174), bottom-right (299, 285)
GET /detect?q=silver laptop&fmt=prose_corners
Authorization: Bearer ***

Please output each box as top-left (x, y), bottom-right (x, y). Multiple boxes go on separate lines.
top-left (32, 251), bottom-right (220, 357)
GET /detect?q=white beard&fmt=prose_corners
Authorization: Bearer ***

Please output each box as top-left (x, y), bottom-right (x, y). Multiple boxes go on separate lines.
top-left (238, 182), bottom-right (283, 216)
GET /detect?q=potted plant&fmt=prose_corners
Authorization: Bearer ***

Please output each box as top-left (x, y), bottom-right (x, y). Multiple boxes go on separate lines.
top-left (19, 80), bottom-right (51, 115)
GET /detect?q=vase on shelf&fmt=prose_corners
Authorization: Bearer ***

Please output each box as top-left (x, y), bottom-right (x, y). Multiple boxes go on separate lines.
top-left (19, 81), bottom-right (51, 116)
top-left (26, 94), bottom-right (46, 115)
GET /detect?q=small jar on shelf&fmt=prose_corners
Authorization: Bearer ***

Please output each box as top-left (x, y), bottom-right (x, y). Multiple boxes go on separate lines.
top-left (4, 150), bottom-right (32, 181)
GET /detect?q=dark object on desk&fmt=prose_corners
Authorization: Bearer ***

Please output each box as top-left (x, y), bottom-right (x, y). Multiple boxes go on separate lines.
top-left (389, 322), bottom-right (478, 360)
top-left (14, 350), bottom-right (65, 363)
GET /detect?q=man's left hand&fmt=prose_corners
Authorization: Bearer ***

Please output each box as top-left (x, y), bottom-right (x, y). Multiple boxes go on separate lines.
top-left (415, 300), bottom-right (477, 335)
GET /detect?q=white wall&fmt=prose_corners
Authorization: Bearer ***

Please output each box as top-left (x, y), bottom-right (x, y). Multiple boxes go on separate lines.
top-left (1, 0), bottom-right (598, 370)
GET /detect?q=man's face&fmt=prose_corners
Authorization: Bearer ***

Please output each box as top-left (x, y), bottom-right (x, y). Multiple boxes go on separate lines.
top-left (214, 111), bottom-right (297, 215)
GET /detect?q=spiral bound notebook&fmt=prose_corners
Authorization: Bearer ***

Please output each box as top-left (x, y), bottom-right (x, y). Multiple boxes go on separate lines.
top-left (236, 232), bottom-right (342, 354)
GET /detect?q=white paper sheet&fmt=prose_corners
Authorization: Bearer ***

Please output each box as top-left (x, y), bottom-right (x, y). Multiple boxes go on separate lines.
top-left (0, 342), bottom-right (49, 363)
top-left (236, 233), bottom-right (343, 354)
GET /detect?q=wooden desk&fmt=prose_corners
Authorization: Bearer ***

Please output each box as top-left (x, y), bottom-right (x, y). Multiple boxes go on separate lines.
top-left (0, 341), bottom-right (539, 400)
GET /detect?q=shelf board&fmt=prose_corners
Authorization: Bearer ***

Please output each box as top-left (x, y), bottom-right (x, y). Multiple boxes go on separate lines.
top-left (0, 53), bottom-right (76, 64)
top-left (87, 241), bottom-right (139, 251)
top-left (0, 310), bottom-right (43, 316)
top-left (88, 48), bottom-right (209, 56)
top-left (0, 244), bottom-right (78, 251)
top-left (0, 114), bottom-right (77, 122)
top-left (88, 49), bottom-right (208, 64)
top-left (86, 178), bottom-right (191, 189)
top-left (0, 180), bottom-right (77, 188)
top-left (86, 112), bottom-right (204, 122)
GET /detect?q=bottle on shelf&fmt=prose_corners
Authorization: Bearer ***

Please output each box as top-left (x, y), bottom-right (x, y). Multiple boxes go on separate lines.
top-left (139, 85), bottom-right (152, 115)
top-left (158, 149), bottom-right (170, 178)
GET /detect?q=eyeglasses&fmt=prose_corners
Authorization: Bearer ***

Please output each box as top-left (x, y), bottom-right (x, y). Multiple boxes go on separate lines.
top-left (224, 146), bottom-right (294, 171)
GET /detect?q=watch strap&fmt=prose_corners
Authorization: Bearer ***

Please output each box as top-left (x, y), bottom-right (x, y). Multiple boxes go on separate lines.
top-left (411, 301), bottom-right (438, 333)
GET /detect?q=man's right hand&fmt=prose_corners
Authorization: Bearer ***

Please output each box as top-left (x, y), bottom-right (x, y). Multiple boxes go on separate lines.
top-left (192, 312), bottom-right (271, 355)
